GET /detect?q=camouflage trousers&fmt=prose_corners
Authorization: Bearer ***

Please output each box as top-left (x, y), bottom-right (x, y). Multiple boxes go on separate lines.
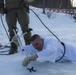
top-left (6, 8), bottom-right (31, 54)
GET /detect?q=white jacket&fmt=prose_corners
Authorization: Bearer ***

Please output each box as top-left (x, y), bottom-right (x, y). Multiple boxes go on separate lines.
top-left (18, 38), bottom-right (76, 63)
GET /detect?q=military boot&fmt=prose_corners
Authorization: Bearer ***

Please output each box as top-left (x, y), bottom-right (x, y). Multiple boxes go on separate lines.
top-left (24, 32), bottom-right (31, 45)
top-left (9, 42), bottom-right (18, 54)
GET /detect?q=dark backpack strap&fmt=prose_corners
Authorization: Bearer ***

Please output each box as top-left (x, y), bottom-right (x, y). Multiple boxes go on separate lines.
top-left (55, 42), bottom-right (66, 62)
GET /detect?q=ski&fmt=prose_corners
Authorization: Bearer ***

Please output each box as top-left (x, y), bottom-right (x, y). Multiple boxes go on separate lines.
top-left (0, 45), bottom-right (11, 50)
top-left (0, 52), bottom-right (17, 55)
top-left (0, 49), bottom-right (10, 55)
top-left (0, 50), bottom-right (10, 53)
top-left (0, 45), bottom-right (10, 53)
top-left (0, 53), bottom-right (10, 55)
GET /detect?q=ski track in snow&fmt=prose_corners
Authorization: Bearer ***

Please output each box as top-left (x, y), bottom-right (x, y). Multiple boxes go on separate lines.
top-left (0, 6), bottom-right (76, 75)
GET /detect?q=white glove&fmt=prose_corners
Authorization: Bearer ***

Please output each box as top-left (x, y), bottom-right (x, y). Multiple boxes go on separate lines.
top-left (22, 54), bottom-right (38, 67)
top-left (12, 35), bottom-right (20, 46)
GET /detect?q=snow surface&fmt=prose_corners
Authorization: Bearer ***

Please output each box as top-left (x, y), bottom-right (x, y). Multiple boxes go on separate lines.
top-left (0, 6), bottom-right (76, 75)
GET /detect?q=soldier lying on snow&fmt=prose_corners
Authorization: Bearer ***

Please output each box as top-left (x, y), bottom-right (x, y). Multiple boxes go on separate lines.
top-left (13, 34), bottom-right (76, 66)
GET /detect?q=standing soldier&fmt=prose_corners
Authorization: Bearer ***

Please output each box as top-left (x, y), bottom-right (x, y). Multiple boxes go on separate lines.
top-left (0, 0), bottom-right (34, 54)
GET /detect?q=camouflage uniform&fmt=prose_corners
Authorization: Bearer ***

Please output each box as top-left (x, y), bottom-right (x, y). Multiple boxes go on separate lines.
top-left (0, 0), bottom-right (32, 54)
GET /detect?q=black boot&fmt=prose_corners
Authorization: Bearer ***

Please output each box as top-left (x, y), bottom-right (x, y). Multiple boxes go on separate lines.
top-left (24, 32), bottom-right (31, 45)
top-left (9, 42), bottom-right (18, 54)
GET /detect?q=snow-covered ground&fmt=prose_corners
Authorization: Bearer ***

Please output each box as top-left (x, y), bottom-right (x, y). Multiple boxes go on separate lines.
top-left (0, 6), bottom-right (76, 75)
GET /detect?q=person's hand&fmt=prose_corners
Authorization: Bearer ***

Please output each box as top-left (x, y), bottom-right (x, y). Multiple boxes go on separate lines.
top-left (0, 8), bottom-right (5, 15)
top-left (22, 54), bottom-right (38, 67)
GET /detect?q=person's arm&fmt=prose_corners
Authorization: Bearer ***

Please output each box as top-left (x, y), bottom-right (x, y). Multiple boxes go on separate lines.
top-left (22, 39), bottom-right (58, 67)
top-left (22, 43), bottom-right (57, 67)
top-left (22, 45), bottom-right (57, 67)
top-left (36, 48), bottom-right (57, 62)
top-left (37, 40), bottom-right (58, 63)
top-left (22, 54), bottom-right (38, 67)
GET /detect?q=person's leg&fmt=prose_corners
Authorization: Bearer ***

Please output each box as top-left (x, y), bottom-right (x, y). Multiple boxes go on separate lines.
top-left (6, 10), bottom-right (18, 54)
top-left (64, 44), bottom-right (76, 62)
top-left (17, 8), bottom-right (31, 45)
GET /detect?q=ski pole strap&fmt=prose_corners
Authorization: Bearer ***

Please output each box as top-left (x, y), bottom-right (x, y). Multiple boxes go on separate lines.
top-left (55, 42), bottom-right (66, 62)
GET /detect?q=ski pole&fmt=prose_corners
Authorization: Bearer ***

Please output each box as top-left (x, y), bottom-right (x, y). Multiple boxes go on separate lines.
top-left (13, 29), bottom-right (36, 72)
top-left (0, 28), bottom-right (32, 50)
top-left (13, 29), bottom-right (24, 54)
top-left (0, 14), bottom-right (9, 39)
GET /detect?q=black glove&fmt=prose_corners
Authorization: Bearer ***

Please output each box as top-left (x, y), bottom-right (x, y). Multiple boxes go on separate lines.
top-left (0, 8), bottom-right (6, 15)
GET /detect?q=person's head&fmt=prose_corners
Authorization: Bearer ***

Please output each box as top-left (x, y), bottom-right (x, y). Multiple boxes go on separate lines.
top-left (31, 34), bottom-right (44, 51)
